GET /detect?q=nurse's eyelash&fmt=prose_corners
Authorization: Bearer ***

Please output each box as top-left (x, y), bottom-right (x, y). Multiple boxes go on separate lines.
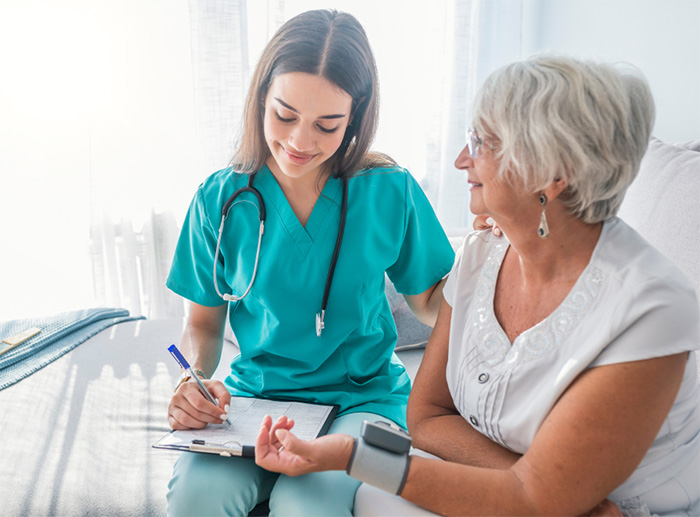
top-left (317, 124), bottom-right (339, 134)
top-left (275, 112), bottom-right (295, 123)
top-left (274, 110), bottom-right (339, 134)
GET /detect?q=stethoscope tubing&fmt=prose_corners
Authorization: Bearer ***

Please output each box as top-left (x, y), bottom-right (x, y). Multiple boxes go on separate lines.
top-left (213, 211), bottom-right (264, 302)
top-left (214, 173), bottom-right (266, 302)
top-left (316, 175), bottom-right (348, 336)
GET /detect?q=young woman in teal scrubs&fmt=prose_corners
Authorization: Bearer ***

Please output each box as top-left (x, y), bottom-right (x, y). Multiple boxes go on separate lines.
top-left (165, 9), bottom-right (454, 516)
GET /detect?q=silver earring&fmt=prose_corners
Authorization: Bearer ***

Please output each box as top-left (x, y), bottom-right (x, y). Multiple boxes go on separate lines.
top-left (538, 193), bottom-right (549, 239)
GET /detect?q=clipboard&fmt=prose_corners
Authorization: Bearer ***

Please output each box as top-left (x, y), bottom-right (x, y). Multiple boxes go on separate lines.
top-left (153, 395), bottom-right (339, 458)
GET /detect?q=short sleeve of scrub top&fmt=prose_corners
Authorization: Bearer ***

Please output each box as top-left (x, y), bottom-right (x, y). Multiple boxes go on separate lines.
top-left (167, 183), bottom-right (231, 307)
top-left (167, 165), bottom-right (454, 427)
top-left (385, 171), bottom-right (455, 294)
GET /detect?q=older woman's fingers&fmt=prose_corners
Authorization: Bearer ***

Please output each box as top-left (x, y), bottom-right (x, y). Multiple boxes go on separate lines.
top-left (269, 415), bottom-right (295, 448)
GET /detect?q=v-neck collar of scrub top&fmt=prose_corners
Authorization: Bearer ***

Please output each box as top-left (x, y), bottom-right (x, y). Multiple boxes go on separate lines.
top-left (254, 165), bottom-right (343, 258)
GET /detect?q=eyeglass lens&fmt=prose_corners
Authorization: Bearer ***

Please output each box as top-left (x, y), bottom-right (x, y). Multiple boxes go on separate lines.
top-left (467, 130), bottom-right (480, 158)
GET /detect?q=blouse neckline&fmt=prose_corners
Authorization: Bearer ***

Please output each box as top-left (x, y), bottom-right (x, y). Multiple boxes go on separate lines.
top-left (472, 220), bottom-right (612, 367)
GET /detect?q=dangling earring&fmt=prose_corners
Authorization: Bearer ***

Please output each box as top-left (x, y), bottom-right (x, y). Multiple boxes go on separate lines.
top-left (538, 193), bottom-right (550, 239)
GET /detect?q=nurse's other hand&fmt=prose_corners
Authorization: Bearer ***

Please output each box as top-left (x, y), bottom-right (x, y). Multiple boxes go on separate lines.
top-left (168, 378), bottom-right (231, 430)
top-left (255, 415), bottom-right (355, 476)
top-left (473, 214), bottom-right (502, 237)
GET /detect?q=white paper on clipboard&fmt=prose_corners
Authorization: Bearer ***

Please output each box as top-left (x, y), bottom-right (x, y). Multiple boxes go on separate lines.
top-left (153, 395), bottom-right (338, 457)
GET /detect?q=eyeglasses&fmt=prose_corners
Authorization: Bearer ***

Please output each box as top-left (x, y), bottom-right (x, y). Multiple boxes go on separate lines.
top-left (467, 128), bottom-right (500, 158)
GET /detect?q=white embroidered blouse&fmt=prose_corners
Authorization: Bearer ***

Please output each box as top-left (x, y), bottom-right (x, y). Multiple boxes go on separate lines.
top-left (443, 218), bottom-right (699, 515)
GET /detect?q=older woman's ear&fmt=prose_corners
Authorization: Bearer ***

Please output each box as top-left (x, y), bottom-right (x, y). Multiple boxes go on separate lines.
top-left (543, 177), bottom-right (569, 201)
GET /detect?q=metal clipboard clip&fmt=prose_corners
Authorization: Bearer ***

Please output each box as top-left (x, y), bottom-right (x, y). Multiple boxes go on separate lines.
top-left (189, 439), bottom-right (243, 457)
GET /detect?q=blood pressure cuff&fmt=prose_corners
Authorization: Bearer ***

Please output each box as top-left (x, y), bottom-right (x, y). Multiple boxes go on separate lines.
top-left (346, 421), bottom-right (411, 495)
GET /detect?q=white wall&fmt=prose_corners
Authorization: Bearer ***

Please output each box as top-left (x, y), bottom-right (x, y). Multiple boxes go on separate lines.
top-left (522, 0), bottom-right (700, 142)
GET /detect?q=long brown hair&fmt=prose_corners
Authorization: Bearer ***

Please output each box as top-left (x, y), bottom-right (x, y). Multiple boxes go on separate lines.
top-left (233, 9), bottom-right (394, 178)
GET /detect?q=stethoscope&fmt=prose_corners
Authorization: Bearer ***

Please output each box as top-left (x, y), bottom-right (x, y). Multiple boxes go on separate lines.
top-left (213, 172), bottom-right (348, 337)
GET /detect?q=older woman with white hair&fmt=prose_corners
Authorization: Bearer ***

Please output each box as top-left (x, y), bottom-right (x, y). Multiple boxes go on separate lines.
top-left (254, 55), bottom-right (700, 517)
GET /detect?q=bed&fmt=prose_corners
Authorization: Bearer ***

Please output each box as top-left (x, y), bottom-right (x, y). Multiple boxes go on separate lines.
top-left (0, 290), bottom-right (428, 516)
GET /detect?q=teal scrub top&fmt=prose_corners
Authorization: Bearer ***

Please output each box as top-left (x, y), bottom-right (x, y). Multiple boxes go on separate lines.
top-left (167, 165), bottom-right (455, 427)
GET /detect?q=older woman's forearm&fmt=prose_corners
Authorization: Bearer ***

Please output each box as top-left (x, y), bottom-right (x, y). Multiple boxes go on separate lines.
top-left (410, 413), bottom-right (520, 469)
top-left (400, 456), bottom-right (540, 516)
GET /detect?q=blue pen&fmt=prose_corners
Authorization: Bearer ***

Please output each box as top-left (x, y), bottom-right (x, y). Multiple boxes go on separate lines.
top-left (168, 344), bottom-right (233, 427)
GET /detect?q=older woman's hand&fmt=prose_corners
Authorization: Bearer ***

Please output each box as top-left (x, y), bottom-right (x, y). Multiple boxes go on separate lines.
top-left (473, 214), bottom-right (502, 236)
top-left (255, 414), bottom-right (355, 476)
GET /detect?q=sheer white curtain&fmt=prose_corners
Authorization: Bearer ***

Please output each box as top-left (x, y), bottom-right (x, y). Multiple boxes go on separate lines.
top-left (85, 0), bottom-right (199, 320)
top-left (1, 0), bottom-right (198, 320)
top-left (1, 0), bottom-right (521, 321)
top-left (190, 0), bottom-right (524, 234)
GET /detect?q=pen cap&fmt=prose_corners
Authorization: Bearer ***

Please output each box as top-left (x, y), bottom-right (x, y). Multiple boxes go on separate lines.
top-left (168, 344), bottom-right (191, 370)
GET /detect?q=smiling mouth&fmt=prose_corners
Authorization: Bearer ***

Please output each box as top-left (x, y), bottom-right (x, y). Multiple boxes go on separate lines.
top-left (283, 147), bottom-right (316, 165)
top-left (468, 180), bottom-right (483, 187)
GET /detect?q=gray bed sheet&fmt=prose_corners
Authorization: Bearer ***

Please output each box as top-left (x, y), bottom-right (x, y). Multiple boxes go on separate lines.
top-left (1, 318), bottom-right (187, 516)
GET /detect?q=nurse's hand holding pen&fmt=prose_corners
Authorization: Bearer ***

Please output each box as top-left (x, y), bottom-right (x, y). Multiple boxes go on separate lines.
top-left (167, 343), bottom-right (232, 430)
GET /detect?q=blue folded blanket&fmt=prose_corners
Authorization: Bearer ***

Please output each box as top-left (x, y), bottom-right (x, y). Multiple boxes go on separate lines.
top-left (0, 308), bottom-right (145, 390)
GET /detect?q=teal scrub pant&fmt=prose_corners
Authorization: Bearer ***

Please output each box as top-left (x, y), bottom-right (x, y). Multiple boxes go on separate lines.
top-left (166, 411), bottom-right (391, 516)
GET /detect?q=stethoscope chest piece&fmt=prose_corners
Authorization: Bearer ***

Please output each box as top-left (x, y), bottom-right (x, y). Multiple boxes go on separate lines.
top-left (316, 310), bottom-right (325, 338)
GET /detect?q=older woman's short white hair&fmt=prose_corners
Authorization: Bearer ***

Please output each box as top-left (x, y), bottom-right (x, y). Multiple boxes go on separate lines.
top-left (472, 54), bottom-right (655, 224)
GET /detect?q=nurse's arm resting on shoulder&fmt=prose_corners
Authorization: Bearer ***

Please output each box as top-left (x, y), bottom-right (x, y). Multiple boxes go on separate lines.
top-left (403, 278), bottom-right (447, 327)
top-left (167, 302), bottom-right (231, 430)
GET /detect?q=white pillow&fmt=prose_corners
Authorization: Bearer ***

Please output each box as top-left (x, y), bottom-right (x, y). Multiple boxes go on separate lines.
top-left (618, 137), bottom-right (700, 376)
top-left (618, 137), bottom-right (700, 300)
